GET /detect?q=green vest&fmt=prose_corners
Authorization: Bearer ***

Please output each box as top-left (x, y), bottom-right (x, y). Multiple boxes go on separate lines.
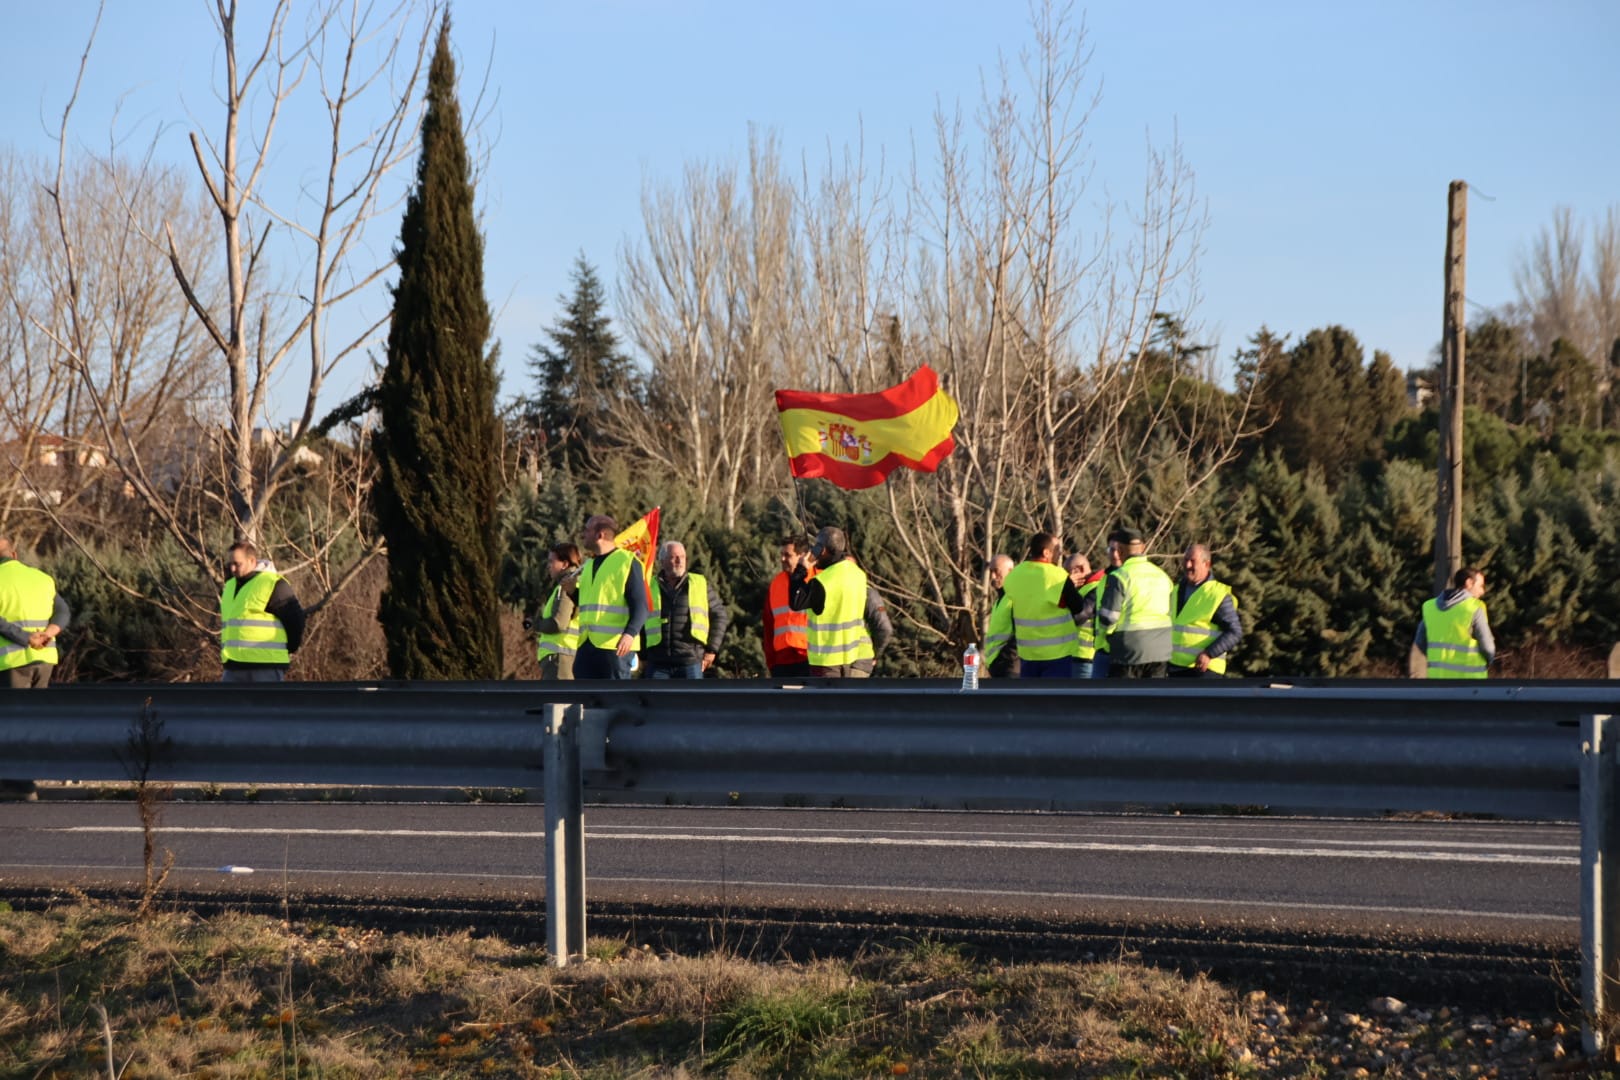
top-left (578, 548), bottom-right (638, 650)
top-left (1171, 579), bottom-right (1235, 674)
top-left (219, 572), bottom-right (290, 665)
top-left (1422, 596), bottom-right (1488, 679)
top-left (0, 559), bottom-right (59, 671)
top-left (1073, 579), bottom-right (1102, 660)
top-left (806, 559), bottom-right (873, 667)
top-left (645, 574), bottom-right (711, 647)
top-left (536, 583), bottom-right (582, 660)
top-left (1112, 557), bottom-right (1173, 636)
top-left (997, 560), bottom-right (1074, 662)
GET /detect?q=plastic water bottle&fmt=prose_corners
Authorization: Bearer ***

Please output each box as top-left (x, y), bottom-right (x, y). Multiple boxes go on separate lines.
top-left (961, 643), bottom-right (981, 691)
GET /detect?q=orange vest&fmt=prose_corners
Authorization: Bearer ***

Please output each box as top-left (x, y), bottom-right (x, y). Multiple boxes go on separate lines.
top-left (764, 570), bottom-right (813, 667)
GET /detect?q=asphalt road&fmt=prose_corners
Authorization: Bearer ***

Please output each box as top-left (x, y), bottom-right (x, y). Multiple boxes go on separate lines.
top-left (0, 800), bottom-right (1578, 946)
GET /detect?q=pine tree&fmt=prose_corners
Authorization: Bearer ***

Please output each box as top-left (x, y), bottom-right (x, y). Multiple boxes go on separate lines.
top-left (373, 15), bottom-right (503, 679)
top-left (523, 254), bottom-right (634, 471)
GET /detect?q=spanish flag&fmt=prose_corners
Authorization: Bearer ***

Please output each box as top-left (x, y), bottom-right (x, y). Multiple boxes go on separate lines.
top-left (613, 508), bottom-right (660, 603)
top-left (775, 366), bottom-right (959, 490)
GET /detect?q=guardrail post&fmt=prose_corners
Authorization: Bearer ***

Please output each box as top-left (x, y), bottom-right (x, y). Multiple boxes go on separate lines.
top-left (1582, 714), bottom-right (1619, 1054)
top-left (544, 703), bottom-right (587, 967)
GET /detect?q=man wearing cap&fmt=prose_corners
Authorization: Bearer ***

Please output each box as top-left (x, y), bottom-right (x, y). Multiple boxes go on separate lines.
top-left (788, 525), bottom-right (892, 677)
top-left (1170, 543), bottom-right (1243, 677)
top-left (1096, 527), bottom-right (1174, 678)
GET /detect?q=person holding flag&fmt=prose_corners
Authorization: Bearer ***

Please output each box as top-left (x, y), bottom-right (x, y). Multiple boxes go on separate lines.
top-left (574, 514), bottom-right (651, 679)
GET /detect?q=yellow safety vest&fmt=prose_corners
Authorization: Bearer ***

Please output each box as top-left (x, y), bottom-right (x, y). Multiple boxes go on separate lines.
top-left (988, 561), bottom-right (1073, 663)
top-left (1073, 578), bottom-right (1102, 660)
top-left (1171, 579), bottom-right (1235, 674)
top-left (806, 559), bottom-right (873, 667)
top-left (536, 583), bottom-right (582, 660)
top-left (645, 574), bottom-right (710, 647)
top-left (1422, 596), bottom-right (1488, 679)
top-left (1110, 557), bottom-right (1173, 638)
top-left (578, 548), bottom-right (638, 650)
top-left (219, 572), bottom-right (290, 665)
top-left (0, 559), bottom-right (59, 670)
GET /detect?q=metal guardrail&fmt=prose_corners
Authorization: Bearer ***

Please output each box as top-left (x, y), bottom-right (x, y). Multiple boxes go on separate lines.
top-left (2, 680), bottom-right (1618, 1049)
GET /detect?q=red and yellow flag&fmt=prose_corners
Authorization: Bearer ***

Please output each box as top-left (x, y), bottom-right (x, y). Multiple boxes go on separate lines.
top-left (613, 508), bottom-right (660, 591)
top-left (774, 366), bottom-right (959, 490)
top-left (613, 508), bottom-right (660, 609)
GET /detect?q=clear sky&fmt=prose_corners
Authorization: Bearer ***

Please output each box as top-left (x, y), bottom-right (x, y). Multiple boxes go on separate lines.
top-left (5, 1), bottom-right (1618, 419)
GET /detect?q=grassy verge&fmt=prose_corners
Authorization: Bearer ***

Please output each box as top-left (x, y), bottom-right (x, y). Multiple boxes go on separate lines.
top-left (0, 899), bottom-right (1602, 1078)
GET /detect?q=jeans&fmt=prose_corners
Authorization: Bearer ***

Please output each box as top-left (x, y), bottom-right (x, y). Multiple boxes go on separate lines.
top-left (1090, 651), bottom-right (1111, 679)
top-left (1073, 658), bottom-right (1094, 680)
top-left (648, 662), bottom-right (704, 679)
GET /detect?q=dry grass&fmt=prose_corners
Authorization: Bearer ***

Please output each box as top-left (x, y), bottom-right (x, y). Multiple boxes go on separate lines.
top-left (0, 902), bottom-right (1596, 1078)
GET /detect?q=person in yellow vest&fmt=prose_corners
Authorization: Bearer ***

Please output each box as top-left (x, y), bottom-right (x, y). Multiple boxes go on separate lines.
top-left (219, 540), bottom-right (304, 683)
top-left (985, 533), bottom-right (1086, 679)
top-left (574, 514), bottom-right (650, 680)
top-left (1065, 551), bottom-right (1105, 679)
top-left (985, 553), bottom-right (1019, 678)
top-left (0, 534), bottom-right (71, 800)
top-left (1414, 566), bottom-right (1495, 679)
top-left (788, 526), bottom-right (893, 677)
top-left (529, 542), bottom-right (582, 680)
top-left (1169, 544), bottom-right (1243, 678)
top-left (1096, 526), bottom-right (1174, 678)
top-left (763, 536), bottom-right (814, 677)
top-left (643, 540), bottom-right (730, 678)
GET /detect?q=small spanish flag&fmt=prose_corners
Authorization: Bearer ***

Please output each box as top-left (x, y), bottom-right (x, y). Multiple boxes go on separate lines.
top-left (613, 508), bottom-right (660, 603)
top-left (775, 366), bottom-right (959, 490)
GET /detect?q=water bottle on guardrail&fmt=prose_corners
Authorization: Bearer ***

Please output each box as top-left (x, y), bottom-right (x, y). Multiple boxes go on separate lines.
top-left (961, 643), bottom-right (980, 691)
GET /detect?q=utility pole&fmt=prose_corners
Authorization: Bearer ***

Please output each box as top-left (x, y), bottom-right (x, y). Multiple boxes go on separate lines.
top-left (1435, 180), bottom-right (1467, 597)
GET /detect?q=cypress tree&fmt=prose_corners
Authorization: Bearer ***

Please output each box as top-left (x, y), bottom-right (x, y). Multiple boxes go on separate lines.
top-left (373, 14), bottom-right (502, 679)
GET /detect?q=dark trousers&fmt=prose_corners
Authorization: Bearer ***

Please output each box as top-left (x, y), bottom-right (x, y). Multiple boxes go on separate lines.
top-left (1108, 661), bottom-right (1168, 679)
top-left (1020, 656), bottom-right (1074, 679)
top-left (769, 661), bottom-right (812, 677)
top-left (575, 641), bottom-right (634, 679)
top-left (1168, 665), bottom-right (1221, 678)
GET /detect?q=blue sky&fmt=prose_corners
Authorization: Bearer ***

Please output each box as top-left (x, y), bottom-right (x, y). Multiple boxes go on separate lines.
top-left (5, 1), bottom-right (1618, 418)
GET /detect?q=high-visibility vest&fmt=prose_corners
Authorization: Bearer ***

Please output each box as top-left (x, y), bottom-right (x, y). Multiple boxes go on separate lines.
top-left (1111, 556), bottom-right (1173, 638)
top-left (578, 548), bottom-right (638, 650)
top-left (1422, 596), bottom-right (1488, 679)
top-left (645, 574), bottom-right (711, 647)
top-left (536, 583), bottom-right (581, 660)
top-left (766, 570), bottom-right (810, 659)
top-left (219, 572), bottom-right (290, 665)
top-left (1073, 578), bottom-right (1102, 660)
top-left (985, 593), bottom-right (1016, 667)
top-left (806, 559), bottom-right (873, 667)
top-left (998, 560), bottom-right (1074, 662)
top-left (1171, 579), bottom-right (1235, 674)
top-left (0, 559), bottom-right (59, 671)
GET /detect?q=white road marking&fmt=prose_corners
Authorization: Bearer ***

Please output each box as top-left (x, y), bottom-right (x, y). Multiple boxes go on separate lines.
top-left (36, 825), bottom-right (1577, 865)
top-left (0, 863), bottom-right (1577, 923)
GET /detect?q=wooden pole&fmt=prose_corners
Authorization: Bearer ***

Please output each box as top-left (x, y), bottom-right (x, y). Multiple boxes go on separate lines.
top-left (1435, 181), bottom-right (1467, 597)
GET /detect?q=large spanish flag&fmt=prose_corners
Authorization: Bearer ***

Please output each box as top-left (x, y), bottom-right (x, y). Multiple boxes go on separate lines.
top-left (775, 366), bottom-right (959, 490)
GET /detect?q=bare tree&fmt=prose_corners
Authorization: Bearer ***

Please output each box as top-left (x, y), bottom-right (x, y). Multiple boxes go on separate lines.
top-left (1514, 205), bottom-right (1620, 367)
top-left (882, 2), bottom-right (1260, 646)
top-left (28, 0), bottom-right (437, 632)
top-left (616, 129), bottom-right (805, 529)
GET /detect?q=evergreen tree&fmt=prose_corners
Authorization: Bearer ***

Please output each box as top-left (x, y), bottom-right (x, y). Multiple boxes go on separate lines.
top-left (523, 254), bottom-right (634, 471)
top-left (373, 15), bottom-right (503, 679)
